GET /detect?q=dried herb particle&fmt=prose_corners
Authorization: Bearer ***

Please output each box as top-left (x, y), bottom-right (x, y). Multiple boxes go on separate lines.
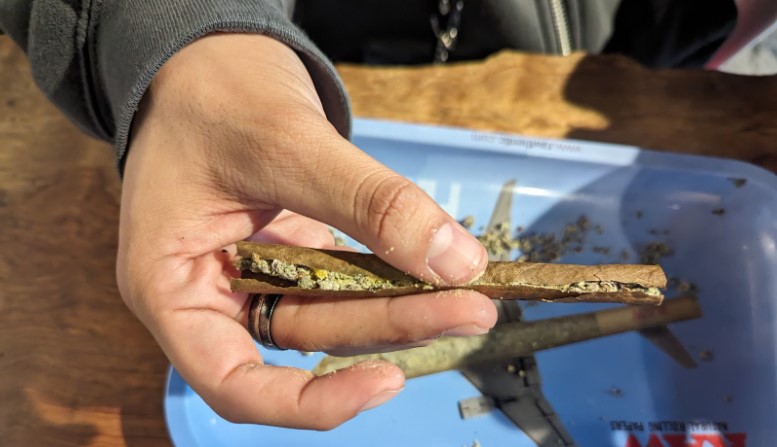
top-left (515, 214), bottom-right (593, 262)
top-left (246, 253), bottom-right (405, 292)
top-left (593, 246), bottom-right (611, 255)
top-left (639, 242), bottom-right (674, 264)
top-left (329, 228), bottom-right (347, 246)
top-left (477, 221), bottom-right (517, 258)
top-left (667, 276), bottom-right (698, 294)
top-left (459, 215), bottom-right (476, 229)
top-left (608, 387), bottom-right (624, 398)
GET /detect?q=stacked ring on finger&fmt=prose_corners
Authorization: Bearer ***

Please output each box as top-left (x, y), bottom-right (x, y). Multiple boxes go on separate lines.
top-left (247, 294), bottom-right (287, 351)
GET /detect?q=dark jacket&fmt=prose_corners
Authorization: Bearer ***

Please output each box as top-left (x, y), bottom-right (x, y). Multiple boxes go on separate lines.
top-left (293, 0), bottom-right (736, 67)
top-left (0, 0), bottom-right (737, 167)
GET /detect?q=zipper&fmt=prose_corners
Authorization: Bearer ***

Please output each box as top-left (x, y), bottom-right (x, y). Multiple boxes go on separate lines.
top-left (549, 0), bottom-right (572, 55)
top-left (432, 0), bottom-right (464, 63)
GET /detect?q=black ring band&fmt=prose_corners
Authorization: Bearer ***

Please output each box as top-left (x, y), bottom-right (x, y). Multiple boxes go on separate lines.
top-left (247, 294), bottom-right (286, 351)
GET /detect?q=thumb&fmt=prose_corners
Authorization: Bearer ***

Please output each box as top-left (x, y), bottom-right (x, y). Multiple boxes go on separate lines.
top-left (277, 133), bottom-right (488, 286)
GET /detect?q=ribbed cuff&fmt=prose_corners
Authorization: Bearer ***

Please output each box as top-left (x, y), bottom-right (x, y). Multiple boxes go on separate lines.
top-left (94, 0), bottom-right (351, 172)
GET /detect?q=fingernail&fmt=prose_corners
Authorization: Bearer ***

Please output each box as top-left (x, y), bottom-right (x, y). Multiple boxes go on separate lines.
top-left (359, 388), bottom-right (402, 413)
top-left (442, 324), bottom-right (491, 337)
top-left (427, 223), bottom-right (486, 285)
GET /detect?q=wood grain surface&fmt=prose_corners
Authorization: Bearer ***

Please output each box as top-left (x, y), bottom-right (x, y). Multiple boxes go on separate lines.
top-left (0, 35), bottom-right (775, 446)
top-left (338, 51), bottom-right (777, 172)
top-left (0, 38), bottom-right (170, 447)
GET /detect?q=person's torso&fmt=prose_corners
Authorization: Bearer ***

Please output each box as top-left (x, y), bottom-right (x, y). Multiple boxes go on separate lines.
top-left (290, 0), bottom-right (737, 68)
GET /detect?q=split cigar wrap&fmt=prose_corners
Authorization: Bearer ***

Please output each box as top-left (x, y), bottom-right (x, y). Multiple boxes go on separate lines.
top-left (230, 242), bottom-right (693, 378)
top-left (231, 241), bottom-right (667, 305)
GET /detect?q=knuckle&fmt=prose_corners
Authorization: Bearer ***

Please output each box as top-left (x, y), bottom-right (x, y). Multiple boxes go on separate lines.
top-left (274, 299), bottom-right (337, 352)
top-left (228, 107), bottom-right (339, 204)
top-left (354, 172), bottom-right (421, 243)
top-left (384, 299), bottom-right (425, 344)
top-left (274, 325), bottom-right (306, 352)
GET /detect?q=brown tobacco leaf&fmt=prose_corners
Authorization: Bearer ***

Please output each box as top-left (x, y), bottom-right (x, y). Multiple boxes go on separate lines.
top-left (231, 242), bottom-right (666, 305)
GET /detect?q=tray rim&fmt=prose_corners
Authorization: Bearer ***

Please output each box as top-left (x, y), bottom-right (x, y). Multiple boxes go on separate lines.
top-left (351, 118), bottom-right (777, 192)
top-left (164, 118), bottom-right (777, 446)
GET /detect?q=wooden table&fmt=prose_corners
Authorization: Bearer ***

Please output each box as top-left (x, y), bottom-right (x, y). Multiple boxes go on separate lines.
top-left (1, 36), bottom-right (775, 446)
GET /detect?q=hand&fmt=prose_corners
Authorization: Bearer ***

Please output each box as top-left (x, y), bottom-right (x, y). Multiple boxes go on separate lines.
top-left (117, 33), bottom-right (495, 429)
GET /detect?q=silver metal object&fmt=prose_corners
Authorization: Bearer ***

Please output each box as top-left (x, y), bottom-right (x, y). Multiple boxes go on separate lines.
top-left (458, 396), bottom-right (496, 419)
top-left (461, 179), bottom-right (577, 446)
top-left (247, 294), bottom-right (287, 351)
top-left (460, 179), bottom-right (695, 446)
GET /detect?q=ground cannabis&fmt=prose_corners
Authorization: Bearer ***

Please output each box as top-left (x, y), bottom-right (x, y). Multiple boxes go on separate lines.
top-left (246, 252), bottom-right (412, 292)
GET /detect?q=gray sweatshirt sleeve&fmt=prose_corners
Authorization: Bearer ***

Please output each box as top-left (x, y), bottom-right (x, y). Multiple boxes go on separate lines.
top-left (0, 0), bottom-right (351, 170)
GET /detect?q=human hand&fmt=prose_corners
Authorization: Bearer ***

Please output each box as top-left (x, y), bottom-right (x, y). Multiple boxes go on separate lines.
top-left (117, 33), bottom-right (495, 429)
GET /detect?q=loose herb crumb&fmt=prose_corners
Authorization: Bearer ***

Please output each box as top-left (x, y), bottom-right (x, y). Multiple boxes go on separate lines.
top-left (459, 215), bottom-right (476, 229)
top-left (667, 276), bottom-right (698, 294)
top-left (564, 281), bottom-right (662, 297)
top-left (477, 221), bottom-right (517, 258)
top-left (593, 246), bottom-right (611, 255)
top-left (516, 214), bottom-right (592, 262)
top-left (639, 242), bottom-right (674, 264)
top-left (329, 228), bottom-right (347, 246)
top-left (608, 387), bottom-right (624, 398)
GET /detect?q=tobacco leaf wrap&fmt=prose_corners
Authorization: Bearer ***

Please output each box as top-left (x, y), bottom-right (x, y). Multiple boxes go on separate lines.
top-left (232, 242), bottom-right (666, 305)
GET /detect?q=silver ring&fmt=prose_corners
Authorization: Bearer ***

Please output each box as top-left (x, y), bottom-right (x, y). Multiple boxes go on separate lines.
top-left (248, 294), bottom-right (287, 351)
